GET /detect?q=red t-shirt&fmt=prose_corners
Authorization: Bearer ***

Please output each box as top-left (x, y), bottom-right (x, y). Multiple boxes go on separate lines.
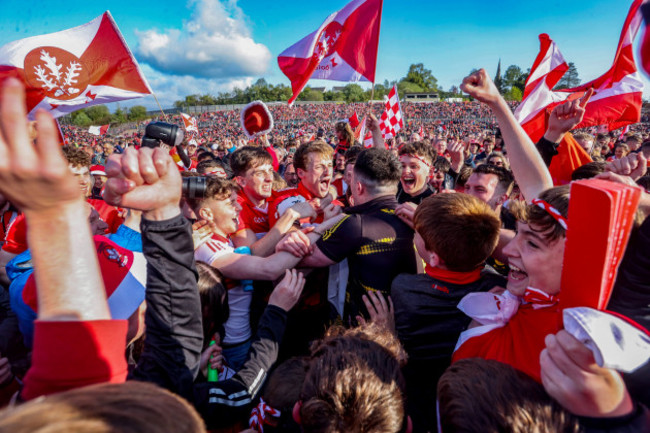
top-left (236, 190), bottom-right (271, 239)
top-left (2, 200), bottom-right (123, 255)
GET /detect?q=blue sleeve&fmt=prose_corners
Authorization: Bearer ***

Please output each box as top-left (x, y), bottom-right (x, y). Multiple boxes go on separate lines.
top-left (107, 224), bottom-right (143, 253)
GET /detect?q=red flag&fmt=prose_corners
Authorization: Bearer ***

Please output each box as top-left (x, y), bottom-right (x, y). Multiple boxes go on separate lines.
top-left (515, 1), bottom-right (646, 142)
top-left (278, 0), bottom-right (383, 105)
top-left (379, 84), bottom-right (403, 140)
top-left (348, 111), bottom-right (360, 128)
top-left (0, 12), bottom-right (152, 120)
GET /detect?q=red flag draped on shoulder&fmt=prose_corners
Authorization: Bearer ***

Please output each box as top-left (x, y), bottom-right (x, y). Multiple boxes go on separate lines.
top-left (515, 0), bottom-right (647, 184)
top-left (278, 0), bottom-right (383, 105)
top-left (0, 11), bottom-right (152, 120)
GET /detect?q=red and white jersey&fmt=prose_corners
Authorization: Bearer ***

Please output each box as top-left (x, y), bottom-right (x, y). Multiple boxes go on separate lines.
top-left (194, 233), bottom-right (252, 345)
top-left (268, 183), bottom-right (317, 227)
top-left (195, 233), bottom-right (235, 265)
top-left (236, 191), bottom-right (270, 239)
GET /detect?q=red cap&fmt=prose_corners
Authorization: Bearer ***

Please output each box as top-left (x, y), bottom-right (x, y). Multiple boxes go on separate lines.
top-left (240, 101), bottom-right (273, 139)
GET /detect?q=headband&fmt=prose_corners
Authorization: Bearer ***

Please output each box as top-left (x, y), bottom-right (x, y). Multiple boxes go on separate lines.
top-left (531, 198), bottom-right (568, 230)
top-left (399, 154), bottom-right (431, 169)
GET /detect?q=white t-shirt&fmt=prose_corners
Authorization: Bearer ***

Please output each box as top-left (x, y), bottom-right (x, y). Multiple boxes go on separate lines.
top-left (195, 235), bottom-right (252, 345)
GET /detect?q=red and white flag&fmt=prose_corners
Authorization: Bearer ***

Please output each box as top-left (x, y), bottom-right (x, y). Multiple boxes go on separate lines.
top-left (88, 124), bottom-right (110, 136)
top-left (278, 0), bottom-right (383, 105)
top-left (619, 124), bottom-right (631, 140)
top-left (514, 0), bottom-right (646, 142)
top-left (348, 111), bottom-right (360, 128)
top-left (180, 112), bottom-right (199, 135)
top-left (0, 12), bottom-right (152, 120)
top-left (379, 84), bottom-right (403, 139)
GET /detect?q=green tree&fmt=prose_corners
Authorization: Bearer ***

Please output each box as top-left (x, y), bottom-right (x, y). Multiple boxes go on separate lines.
top-left (85, 105), bottom-right (111, 124)
top-left (503, 65), bottom-right (529, 93)
top-left (402, 63), bottom-right (438, 91)
top-left (72, 111), bottom-right (92, 127)
top-left (398, 80), bottom-right (424, 96)
top-left (341, 84), bottom-right (365, 103)
top-left (112, 107), bottom-right (128, 123)
top-left (556, 62), bottom-right (580, 89)
top-left (128, 105), bottom-right (147, 121)
top-left (504, 86), bottom-right (523, 101)
top-left (494, 59), bottom-right (504, 94)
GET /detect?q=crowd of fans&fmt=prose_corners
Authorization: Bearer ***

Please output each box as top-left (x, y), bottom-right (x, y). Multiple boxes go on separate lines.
top-left (0, 68), bottom-right (650, 433)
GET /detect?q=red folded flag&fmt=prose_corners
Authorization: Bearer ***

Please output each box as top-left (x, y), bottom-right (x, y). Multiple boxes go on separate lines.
top-left (560, 179), bottom-right (641, 310)
top-left (278, 0), bottom-right (383, 105)
top-left (0, 11), bottom-right (152, 120)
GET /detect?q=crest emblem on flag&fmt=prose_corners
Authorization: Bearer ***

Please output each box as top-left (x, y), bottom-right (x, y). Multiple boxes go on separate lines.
top-left (0, 11), bottom-right (152, 120)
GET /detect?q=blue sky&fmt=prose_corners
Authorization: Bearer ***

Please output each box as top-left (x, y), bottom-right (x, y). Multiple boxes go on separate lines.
top-left (0, 0), bottom-right (647, 110)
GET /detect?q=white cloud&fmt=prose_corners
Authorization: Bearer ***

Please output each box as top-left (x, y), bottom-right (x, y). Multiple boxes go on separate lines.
top-left (135, 0), bottom-right (271, 79)
top-left (128, 64), bottom-right (254, 109)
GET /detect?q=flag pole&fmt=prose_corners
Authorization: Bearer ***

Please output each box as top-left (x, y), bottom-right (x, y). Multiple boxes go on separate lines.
top-left (151, 91), bottom-right (168, 121)
top-left (368, 0), bottom-right (383, 108)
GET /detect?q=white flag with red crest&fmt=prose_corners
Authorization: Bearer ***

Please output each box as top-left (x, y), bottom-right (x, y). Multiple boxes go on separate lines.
top-left (180, 112), bottom-right (199, 135)
top-left (278, 0), bottom-right (383, 105)
top-left (0, 11), bottom-right (152, 120)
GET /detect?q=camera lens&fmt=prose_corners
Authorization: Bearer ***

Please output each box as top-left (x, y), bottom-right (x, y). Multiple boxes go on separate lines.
top-left (182, 176), bottom-right (208, 200)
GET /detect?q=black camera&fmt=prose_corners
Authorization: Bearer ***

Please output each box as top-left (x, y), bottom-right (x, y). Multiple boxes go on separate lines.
top-left (141, 122), bottom-right (184, 148)
top-left (182, 176), bottom-right (208, 200)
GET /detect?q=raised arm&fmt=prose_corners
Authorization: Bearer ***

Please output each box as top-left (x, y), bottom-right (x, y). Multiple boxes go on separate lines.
top-left (104, 146), bottom-right (203, 401)
top-left (0, 78), bottom-right (126, 401)
top-left (461, 69), bottom-right (553, 202)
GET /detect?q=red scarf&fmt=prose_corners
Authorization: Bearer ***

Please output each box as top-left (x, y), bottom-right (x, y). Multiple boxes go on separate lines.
top-left (425, 265), bottom-right (482, 285)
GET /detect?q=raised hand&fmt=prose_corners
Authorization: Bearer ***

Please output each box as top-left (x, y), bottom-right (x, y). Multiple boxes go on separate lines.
top-left (0, 78), bottom-right (82, 215)
top-left (605, 151), bottom-right (647, 180)
top-left (544, 89), bottom-right (594, 143)
top-left (356, 291), bottom-right (395, 333)
top-left (448, 139), bottom-right (466, 172)
top-left (268, 269), bottom-right (306, 311)
top-left (460, 69), bottom-right (501, 106)
top-left (104, 147), bottom-right (181, 220)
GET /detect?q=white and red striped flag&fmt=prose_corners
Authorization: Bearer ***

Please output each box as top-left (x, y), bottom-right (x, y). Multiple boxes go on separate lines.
top-left (0, 11), bottom-right (152, 120)
top-left (379, 84), bottom-right (403, 139)
top-left (278, 0), bottom-right (383, 105)
top-left (180, 112), bottom-right (199, 135)
top-left (514, 0), bottom-right (646, 142)
top-left (88, 124), bottom-right (110, 136)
